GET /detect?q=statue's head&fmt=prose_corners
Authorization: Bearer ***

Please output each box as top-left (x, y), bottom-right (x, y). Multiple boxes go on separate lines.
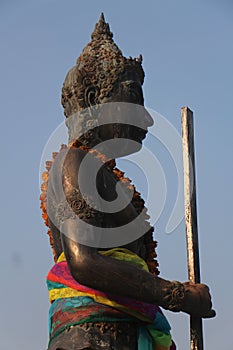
top-left (62, 13), bottom-right (145, 114)
top-left (62, 13), bottom-right (153, 150)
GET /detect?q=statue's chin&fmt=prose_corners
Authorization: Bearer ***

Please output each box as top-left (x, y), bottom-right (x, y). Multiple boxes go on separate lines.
top-left (95, 138), bottom-right (143, 159)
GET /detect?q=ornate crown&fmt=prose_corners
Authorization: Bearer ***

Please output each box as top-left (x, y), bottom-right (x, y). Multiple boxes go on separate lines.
top-left (61, 13), bottom-right (145, 117)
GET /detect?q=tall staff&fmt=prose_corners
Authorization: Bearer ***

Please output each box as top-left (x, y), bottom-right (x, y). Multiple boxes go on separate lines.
top-left (181, 107), bottom-right (204, 350)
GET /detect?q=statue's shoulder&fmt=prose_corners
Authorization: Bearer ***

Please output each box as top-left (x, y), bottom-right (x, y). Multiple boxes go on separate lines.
top-left (40, 144), bottom-right (107, 261)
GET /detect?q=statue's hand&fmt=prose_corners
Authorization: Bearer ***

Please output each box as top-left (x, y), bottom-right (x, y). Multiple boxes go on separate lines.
top-left (181, 282), bottom-right (216, 318)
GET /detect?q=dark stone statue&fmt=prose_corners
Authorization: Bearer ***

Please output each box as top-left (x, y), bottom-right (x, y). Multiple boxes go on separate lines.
top-left (40, 14), bottom-right (215, 350)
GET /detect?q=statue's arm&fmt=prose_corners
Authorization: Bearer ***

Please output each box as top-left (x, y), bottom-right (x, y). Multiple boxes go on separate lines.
top-left (61, 232), bottom-right (215, 318)
top-left (51, 146), bottom-right (215, 318)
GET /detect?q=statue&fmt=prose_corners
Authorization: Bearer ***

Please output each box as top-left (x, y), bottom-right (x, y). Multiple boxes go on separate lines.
top-left (40, 14), bottom-right (215, 350)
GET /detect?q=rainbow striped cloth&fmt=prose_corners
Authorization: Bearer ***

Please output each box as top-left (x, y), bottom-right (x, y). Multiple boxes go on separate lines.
top-left (47, 248), bottom-right (176, 350)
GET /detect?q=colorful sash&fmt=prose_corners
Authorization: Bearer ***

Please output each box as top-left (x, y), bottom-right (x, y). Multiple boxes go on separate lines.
top-left (47, 248), bottom-right (176, 350)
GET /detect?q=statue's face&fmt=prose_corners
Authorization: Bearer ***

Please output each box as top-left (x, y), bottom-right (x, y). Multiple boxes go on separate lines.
top-left (97, 70), bottom-right (153, 156)
top-left (101, 70), bottom-right (144, 105)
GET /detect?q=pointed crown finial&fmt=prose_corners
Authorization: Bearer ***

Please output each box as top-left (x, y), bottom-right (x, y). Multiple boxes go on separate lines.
top-left (100, 12), bottom-right (105, 21)
top-left (91, 12), bottom-right (113, 40)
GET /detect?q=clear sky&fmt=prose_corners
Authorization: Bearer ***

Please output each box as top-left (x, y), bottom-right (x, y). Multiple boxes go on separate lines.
top-left (0, 1), bottom-right (232, 349)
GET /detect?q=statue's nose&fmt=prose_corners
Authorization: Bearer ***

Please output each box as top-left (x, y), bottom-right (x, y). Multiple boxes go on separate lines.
top-left (144, 109), bottom-right (154, 127)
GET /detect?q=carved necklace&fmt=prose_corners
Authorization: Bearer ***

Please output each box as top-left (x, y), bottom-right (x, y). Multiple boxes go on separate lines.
top-left (40, 142), bottom-right (159, 276)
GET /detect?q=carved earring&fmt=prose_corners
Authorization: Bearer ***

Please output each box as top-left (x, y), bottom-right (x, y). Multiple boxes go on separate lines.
top-left (84, 86), bottom-right (100, 107)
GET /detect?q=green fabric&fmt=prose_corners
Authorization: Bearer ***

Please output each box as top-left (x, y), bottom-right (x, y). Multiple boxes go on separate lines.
top-left (100, 248), bottom-right (149, 271)
top-left (148, 325), bottom-right (172, 347)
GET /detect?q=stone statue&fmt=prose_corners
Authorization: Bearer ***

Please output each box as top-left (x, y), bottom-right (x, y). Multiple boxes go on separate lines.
top-left (40, 14), bottom-right (215, 350)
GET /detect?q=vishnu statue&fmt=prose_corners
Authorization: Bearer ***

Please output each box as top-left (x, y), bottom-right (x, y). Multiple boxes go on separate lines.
top-left (40, 14), bottom-right (215, 350)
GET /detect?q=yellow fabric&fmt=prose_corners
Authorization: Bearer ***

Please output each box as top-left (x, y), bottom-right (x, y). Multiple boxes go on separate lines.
top-left (57, 252), bottom-right (66, 263)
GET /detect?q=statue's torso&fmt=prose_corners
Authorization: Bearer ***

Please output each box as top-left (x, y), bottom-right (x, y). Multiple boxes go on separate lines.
top-left (45, 146), bottom-right (157, 350)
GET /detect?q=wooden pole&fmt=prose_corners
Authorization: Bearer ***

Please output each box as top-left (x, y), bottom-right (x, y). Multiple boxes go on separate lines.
top-left (181, 107), bottom-right (204, 350)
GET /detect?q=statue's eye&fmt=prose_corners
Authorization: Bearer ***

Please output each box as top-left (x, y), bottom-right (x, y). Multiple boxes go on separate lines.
top-left (121, 81), bottom-right (143, 104)
top-left (130, 90), bottom-right (140, 101)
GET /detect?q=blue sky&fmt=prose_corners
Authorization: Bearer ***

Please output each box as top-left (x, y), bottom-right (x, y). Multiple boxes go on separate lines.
top-left (0, 1), bottom-right (232, 349)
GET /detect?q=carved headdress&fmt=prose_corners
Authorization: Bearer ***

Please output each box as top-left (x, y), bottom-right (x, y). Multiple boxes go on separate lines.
top-left (61, 13), bottom-right (144, 117)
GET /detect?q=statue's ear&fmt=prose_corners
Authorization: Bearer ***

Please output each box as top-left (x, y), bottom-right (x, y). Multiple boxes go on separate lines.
top-left (84, 86), bottom-right (100, 107)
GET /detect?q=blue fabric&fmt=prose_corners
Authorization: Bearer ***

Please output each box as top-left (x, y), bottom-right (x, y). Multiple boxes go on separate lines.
top-left (153, 312), bottom-right (171, 333)
top-left (49, 296), bottom-right (94, 319)
top-left (138, 326), bottom-right (153, 350)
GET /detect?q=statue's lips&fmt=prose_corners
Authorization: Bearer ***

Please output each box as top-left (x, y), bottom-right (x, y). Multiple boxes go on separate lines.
top-left (129, 128), bottom-right (148, 144)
